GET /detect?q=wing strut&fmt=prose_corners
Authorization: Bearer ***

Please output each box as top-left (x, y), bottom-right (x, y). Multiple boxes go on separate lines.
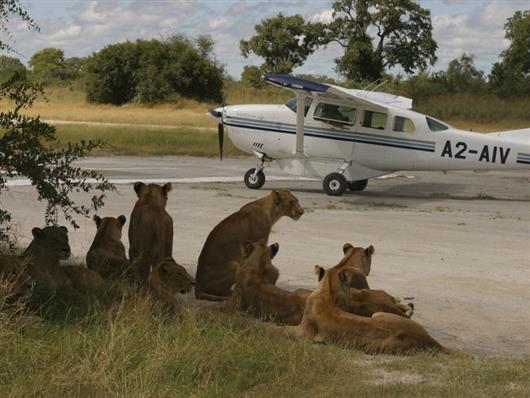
top-left (295, 92), bottom-right (305, 156)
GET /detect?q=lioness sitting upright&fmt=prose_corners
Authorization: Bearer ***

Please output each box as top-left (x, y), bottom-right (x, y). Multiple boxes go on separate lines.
top-left (289, 262), bottom-right (443, 354)
top-left (129, 182), bottom-right (174, 281)
top-left (229, 240), bottom-right (307, 325)
top-left (86, 215), bottom-right (130, 278)
top-left (195, 190), bottom-right (304, 301)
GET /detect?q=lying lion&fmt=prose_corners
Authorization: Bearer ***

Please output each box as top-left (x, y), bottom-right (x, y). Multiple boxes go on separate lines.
top-left (229, 240), bottom-right (307, 325)
top-left (295, 244), bottom-right (412, 318)
top-left (146, 258), bottom-right (195, 309)
top-left (286, 262), bottom-right (444, 354)
top-left (86, 215), bottom-right (130, 278)
top-left (195, 190), bottom-right (304, 301)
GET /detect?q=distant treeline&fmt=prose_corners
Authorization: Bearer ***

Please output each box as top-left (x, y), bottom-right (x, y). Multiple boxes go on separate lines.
top-left (0, 7), bottom-right (528, 106)
top-left (0, 34), bottom-right (224, 105)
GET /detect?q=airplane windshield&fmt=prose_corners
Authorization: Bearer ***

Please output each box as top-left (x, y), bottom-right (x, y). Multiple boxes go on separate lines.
top-left (285, 97), bottom-right (313, 116)
top-left (426, 117), bottom-right (449, 131)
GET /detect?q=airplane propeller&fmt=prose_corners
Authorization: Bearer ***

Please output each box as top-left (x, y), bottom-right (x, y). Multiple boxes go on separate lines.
top-left (207, 107), bottom-right (224, 160)
top-left (218, 121), bottom-right (224, 160)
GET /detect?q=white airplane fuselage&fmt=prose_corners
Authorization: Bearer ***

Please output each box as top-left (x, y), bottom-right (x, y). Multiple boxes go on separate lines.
top-left (219, 101), bottom-right (530, 183)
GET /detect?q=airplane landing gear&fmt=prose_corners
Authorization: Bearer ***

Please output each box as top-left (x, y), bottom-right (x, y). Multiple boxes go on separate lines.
top-left (347, 179), bottom-right (368, 192)
top-left (323, 173), bottom-right (347, 196)
top-left (244, 168), bottom-right (265, 189)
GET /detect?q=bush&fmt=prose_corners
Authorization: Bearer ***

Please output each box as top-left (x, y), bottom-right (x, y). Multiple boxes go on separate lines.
top-left (86, 35), bottom-right (224, 105)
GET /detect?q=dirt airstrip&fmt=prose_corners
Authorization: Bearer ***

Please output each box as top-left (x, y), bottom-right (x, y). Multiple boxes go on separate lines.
top-left (2, 156), bottom-right (529, 356)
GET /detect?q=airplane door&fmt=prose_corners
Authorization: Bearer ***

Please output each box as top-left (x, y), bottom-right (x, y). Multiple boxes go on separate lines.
top-left (304, 102), bottom-right (356, 160)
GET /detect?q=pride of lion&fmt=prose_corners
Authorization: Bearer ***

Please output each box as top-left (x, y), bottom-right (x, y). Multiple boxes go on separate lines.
top-left (0, 183), bottom-right (446, 354)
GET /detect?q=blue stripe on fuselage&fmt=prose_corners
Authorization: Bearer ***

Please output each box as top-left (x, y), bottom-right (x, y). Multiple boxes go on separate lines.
top-left (224, 116), bottom-right (436, 153)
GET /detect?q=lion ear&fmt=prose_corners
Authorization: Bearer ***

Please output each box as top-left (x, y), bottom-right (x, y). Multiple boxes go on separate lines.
top-left (93, 215), bottom-right (101, 227)
top-left (365, 245), bottom-right (375, 257)
top-left (134, 182), bottom-right (146, 196)
top-left (270, 243), bottom-right (279, 259)
top-left (59, 226), bottom-right (68, 234)
top-left (241, 241), bottom-right (254, 258)
top-left (314, 265), bottom-right (325, 282)
top-left (31, 227), bottom-right (42, 238)
top-left (162, 183), bottom-right (172, 194)
top-left (117, 215), bottom-right (127, 226)
top-left (343, 243), bottom-right (353, 254)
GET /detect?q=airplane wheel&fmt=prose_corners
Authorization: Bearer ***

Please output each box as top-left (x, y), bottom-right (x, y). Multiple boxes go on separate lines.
top-left (348, 179), bottom-right (368, 192)
top-left (323, 173), bottom-right (347, 196)
top-left (244, 168), bottom-right (265, 189)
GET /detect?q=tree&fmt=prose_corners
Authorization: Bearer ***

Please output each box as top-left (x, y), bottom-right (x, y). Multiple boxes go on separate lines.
top-left (86, 35), bottom-right (223, 105)
top-left (241, 65), bottom-right (264, 88)
top-left (0, 55), bottom-right (26, 81)
top-left (29, 47), bottom-right (68, 82)
top-left (63, 56), bottom-right (88, 80)
top-left (0, 0), bottom-right (38, 53)
top-left (240, 13), bottom-right (325, 74)
top-left (0, 0), bottom-right (113, 246)
top-left (445, 53), bottom-right (485, 93)
top-left (325, 0), bottom-right (437, 81)
top-left (489, 10), bottom-right (530, 96)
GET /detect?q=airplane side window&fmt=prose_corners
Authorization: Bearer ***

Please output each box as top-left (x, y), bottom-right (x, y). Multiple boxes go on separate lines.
top-left (285, 97), bottom-right (313, 116)
top-left (393, 116), bottom-right (415, 133)
top-left (426, 117), bottom-right (449, 132)
top-left (362, 110), bottom-right (387, 130)
top-left (314, 103), bottom-right (356, 125)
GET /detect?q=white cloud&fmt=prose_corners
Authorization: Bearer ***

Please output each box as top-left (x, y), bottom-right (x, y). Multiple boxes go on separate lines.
top-left (2, 0), bottom-right (527, 78)
top-left (430, 0), bottom-right (528, 72)
top-left (310, 9), bottom-right (334, 23)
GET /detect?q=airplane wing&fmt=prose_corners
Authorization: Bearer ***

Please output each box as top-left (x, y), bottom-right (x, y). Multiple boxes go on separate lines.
top-left (264, 74), bottom-right (413, 111)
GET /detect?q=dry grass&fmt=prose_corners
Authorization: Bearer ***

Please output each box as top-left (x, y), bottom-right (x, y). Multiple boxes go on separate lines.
top-left (14, 86), bottom-right (216, 128)
top-left (52, 124), bottom-right (243, 157)
top-left (5, 84), bottom-right (529, 132)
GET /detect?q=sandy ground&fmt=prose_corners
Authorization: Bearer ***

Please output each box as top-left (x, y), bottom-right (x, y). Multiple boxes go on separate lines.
top-left (2, 156), bottom-right (529, 356)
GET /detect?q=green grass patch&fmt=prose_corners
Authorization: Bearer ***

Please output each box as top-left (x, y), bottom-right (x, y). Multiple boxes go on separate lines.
top-left (1, 286), bottom-right (529, 397)
top-left (52, 124), bottom-right (244, 157)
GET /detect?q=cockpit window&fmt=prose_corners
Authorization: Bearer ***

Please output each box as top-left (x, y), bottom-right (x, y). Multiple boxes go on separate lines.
top-left (426, 117), bottom-right (449, 131)
top-left (314, 103), bottom-right (356, 125)
top-left (285, 97), bottom-right (313, 116)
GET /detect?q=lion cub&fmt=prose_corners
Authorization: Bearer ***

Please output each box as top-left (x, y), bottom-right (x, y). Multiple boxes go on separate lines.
top-left (146, 258), bottom-right (195, 308)
top-left (87, 215), bottom-right (130, 278)
top-left (292, 262), bottom-right (443, 354)
top-left (229, 240), bottom-right (307, 325)
top-left (196, 190), bottom-right (303, 301)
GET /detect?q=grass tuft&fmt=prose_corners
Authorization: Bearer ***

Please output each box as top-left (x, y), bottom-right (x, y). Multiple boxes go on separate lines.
top-left (0, 275), bottom-right (529, 397)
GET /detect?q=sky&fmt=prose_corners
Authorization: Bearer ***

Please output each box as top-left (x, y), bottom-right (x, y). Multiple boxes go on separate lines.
top-left (4, 0), bottom-right (529, 79)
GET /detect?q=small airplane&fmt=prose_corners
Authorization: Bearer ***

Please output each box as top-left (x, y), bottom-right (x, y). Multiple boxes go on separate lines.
top-left (209, 75), bottom-right (530, 196)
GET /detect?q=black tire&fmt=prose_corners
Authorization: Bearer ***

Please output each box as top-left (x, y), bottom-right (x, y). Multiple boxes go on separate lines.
top-left (323, 173), bottom-right (347, 196)
top-left (347, 179), bottom-right (368, 192)
top-left (244, 168), bottom-right (265, 189)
